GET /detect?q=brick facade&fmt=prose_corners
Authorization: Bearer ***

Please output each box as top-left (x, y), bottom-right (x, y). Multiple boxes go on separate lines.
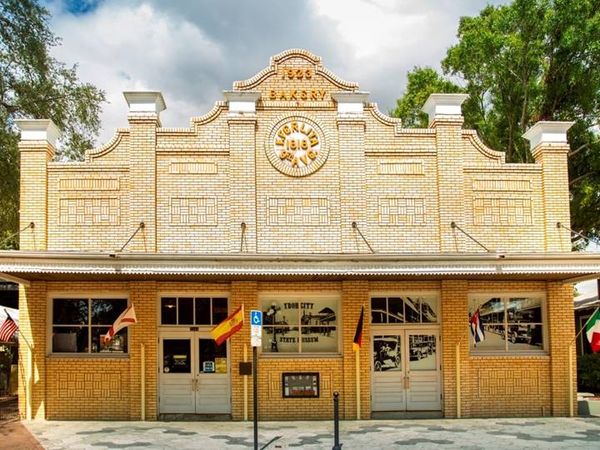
top-left (10, 49), bottom-right (582, 421)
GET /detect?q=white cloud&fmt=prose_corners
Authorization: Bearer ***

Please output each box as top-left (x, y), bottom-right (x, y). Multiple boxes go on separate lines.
top-left (51, 1), bottom-right (224, 142)
top-left (48, 0), bottom-right (510, 146)
top-left (311, 0), bottom-right (427, 60)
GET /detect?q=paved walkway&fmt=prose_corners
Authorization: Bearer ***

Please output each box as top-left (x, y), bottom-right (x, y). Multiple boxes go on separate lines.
top-left (0, 396), bottom-right (43, 450)
top-left (21, 417), bottom-right (600, 449)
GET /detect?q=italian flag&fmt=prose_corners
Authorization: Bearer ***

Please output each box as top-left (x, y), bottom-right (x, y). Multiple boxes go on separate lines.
top-left (586, 309), bottom-right (600, 353)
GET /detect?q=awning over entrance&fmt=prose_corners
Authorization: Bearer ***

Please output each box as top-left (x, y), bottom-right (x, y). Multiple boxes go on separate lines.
top-left (2, 251), bottom-right (600, 285)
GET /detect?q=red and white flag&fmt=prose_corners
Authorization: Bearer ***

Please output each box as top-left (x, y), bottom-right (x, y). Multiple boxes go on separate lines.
top-left (0, 313), bottom-right (18, 342)
top-left (102, 304), bottom-right (137, 345)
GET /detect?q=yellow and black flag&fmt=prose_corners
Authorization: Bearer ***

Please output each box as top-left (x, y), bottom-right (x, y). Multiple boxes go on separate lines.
top-left (352, 306), bottom-right (364, 352)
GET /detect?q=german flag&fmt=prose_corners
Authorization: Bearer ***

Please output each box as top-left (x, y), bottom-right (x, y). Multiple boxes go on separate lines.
top-left (352, 306), bottom-right (364, 352)
top-left (211, 305), bottom-right (244, 346)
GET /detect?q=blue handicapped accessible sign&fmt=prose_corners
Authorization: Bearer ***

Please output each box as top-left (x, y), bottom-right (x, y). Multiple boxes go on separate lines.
top-left (250, 310), bottom-right (262, 326)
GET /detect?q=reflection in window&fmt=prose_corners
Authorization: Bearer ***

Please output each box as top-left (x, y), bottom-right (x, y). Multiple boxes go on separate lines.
top-left (52, 298), bottom-right (128, 354)
top-left (370, 295), bottom-right (438, 324)
top-left (199, 339), bottom-right (227, 373)
top-left (163, 339), bottom-right (191, 373)
top-left (160, 296), bottom-right (228, 326)
top-left (469, 295), bottom-right (544, 353)
top-left (261, 297), bottom-right (338, 354)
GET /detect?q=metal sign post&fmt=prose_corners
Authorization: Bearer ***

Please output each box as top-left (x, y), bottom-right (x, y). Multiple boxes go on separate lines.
top-left (250, 310), bottom-right (262, 450)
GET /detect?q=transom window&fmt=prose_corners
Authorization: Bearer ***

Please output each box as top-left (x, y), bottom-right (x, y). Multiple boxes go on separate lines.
top-left (371, 294), bottom-right (438, 324)
top-left (51, 298), bottom-right (128, 354)
top-left (261, 296), bottom-right (339, 354)
top-left (160, 296), bottom-right (228, 326)
top-left (469, 294), bottom-right (545, 353)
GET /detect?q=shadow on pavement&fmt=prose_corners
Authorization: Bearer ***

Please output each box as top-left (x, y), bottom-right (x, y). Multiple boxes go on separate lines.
top-left (0, 396), bottom-right (43, 450)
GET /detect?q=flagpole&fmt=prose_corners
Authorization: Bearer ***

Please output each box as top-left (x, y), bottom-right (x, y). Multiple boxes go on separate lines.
top-left (569, 306), bottom-right (600, 346)
top-left (355, 347), bottom-right (360, 420)
top-left (3, 307), bottom-right (32, 419)
top-left (244, 344), bottom-right (248, 421)
top-left (456, 338), bottom-right (462, 418)
top-left (141, 343), bottom-right (146, 421)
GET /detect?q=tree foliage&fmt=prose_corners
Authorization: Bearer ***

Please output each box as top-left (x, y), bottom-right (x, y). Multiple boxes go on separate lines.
top-left (0, 0), bottom-right (105, 248)
top-left (392, 0), bottom-right (600, 241)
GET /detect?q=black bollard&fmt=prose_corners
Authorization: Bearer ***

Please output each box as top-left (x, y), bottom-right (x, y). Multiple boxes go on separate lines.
top-left (332, 391), bottom-right (342, 450)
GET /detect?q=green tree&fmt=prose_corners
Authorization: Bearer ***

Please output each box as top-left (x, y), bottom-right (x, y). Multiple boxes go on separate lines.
top-left (391, 67), bottom-right (463, 128)
top-left (392, 0), bottom-right (600, 241)
top-left (0, 0), bottom-right (105, 249)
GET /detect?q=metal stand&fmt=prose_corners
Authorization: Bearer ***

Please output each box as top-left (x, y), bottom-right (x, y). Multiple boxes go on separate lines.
top-left (253, 346), bottom-right (258, 450)
top-left (332, 391), bottom-right (342, 449)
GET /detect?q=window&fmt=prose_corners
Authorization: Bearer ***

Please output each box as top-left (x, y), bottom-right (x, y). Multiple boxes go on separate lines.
top-left (371, 294), bottom-right (438, 324)
top-left (261, 296), bottom-right (338, 354)
top-left (52, 298), bottom-right (128, 354)
top-left (160, 296), bottom-right (228, 326)
top-left (469, 294), bottom-right (545, 353)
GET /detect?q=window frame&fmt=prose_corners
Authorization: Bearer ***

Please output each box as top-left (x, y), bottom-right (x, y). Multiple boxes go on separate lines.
top-left (47, 292), bottom-right (130, 357)
top-left (157, 292), bottom-right (230, 328)
top-left (259, 292), bottom-right (341, 356)
top-left (369, 291), bottom-right (440, 326)
top-left (468, 291), bottom-right (547, 355)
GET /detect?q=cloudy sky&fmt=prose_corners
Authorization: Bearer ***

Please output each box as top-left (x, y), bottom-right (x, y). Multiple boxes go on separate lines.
top-left (44, 0), bottom-right (508, 144)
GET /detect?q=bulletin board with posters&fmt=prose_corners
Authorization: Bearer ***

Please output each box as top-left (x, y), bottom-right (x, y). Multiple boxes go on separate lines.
top-left (282, 372), bottom-right (320, 398)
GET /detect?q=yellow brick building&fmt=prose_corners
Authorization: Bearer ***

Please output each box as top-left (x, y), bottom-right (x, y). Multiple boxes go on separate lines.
top-left (1, 49), bottom-right (599, 421)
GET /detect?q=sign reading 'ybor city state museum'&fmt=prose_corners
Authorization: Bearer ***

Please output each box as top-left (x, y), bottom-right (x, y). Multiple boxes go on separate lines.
top-left (266, 116), bottom-right (328, 177)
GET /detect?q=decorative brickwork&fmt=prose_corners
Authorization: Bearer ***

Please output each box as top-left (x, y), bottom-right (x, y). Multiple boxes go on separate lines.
top-left (378, 197), bottom-right (425, 225)
top-left (170, 197), bottom-right (217, 226)
top-left (267, 197), bottom-right (330, 226)
top-left (377, 160), bottom-right (424, 175)
top-left (472, 197), bottom-right (532, 226)
top-left (59, 198), bottom-right (120, 225)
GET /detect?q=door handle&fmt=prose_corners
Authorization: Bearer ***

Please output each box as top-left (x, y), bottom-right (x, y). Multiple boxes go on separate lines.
top-left (404, 375), bottom-right (410, 390)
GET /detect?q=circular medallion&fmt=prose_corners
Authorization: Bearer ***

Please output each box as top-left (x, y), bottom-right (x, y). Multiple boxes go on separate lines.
top-left (266, 116), bottom-right (328, 177)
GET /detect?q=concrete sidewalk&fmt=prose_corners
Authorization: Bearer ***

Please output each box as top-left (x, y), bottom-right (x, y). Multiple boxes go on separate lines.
top-left (22, 417), bottom-right (600, 449)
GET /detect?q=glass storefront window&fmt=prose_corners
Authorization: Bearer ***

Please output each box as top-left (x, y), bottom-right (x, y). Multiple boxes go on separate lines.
top-left (469, 294), bottom-right (545, 353)
top-left (261, 297), bottom-right (338, 354)
top-left (52, 298), bottom-right (128, 354)
top-left (370, 294), bottom-right (439, 324)
top-left (160, 296), bottom-right (228, 326)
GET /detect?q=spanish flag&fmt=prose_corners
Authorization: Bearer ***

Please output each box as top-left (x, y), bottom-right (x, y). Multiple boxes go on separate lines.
top-left (352, 306), bottom-right (364, 352)
top-left (211, 305), bottom-right (244, 346)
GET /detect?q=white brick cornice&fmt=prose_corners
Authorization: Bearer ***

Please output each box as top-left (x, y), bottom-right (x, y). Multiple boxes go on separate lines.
top-left (331, 91), bottom-right (369, 115)
top-left (123, 91), bottom-right (166, 114)
top-left (15, 119), bottom-right (61, 147)
top-left (223, 91), bottom-right (261, 113)
top-left (523, 121), bottom-right (574, 150)
top-left (422, 93), bottom-right (469, 126)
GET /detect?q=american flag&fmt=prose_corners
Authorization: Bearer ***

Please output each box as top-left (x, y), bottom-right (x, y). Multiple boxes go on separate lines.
top-left (0, 314), bottom-right (18, 342)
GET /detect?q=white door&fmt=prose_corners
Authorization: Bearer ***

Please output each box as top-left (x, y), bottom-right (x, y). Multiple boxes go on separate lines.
top-left (371, 328), bottom-right (440, 412)
top-left (405, 330), bottom-right (441, 411)
top-left (159, 331), bottom-right (231, 414)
